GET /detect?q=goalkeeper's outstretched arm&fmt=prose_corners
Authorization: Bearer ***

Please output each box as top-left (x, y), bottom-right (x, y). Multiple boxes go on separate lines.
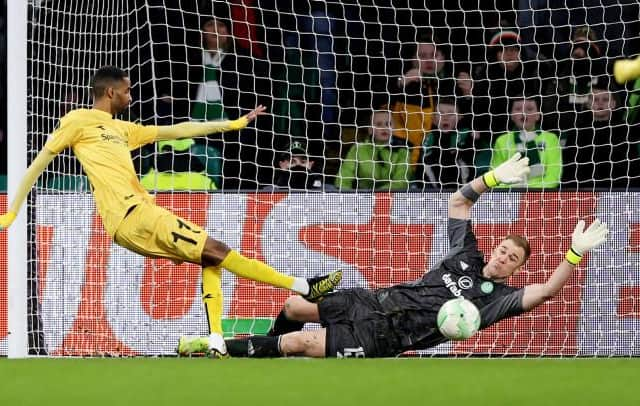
top-left (155, 104), bottom-right (267, 141)
top-left (0, 148), bottom-right (57, 230)
top-left (522, 219), bottom-right (609, 311)
top-left (448, 153), bottom-right (530, 220)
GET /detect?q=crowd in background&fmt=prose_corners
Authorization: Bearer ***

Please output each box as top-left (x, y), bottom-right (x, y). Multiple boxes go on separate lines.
top-left (2, 0), bottom-right (640, 192)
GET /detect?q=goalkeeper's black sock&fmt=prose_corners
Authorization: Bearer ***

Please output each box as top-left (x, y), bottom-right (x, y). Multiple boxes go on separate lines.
top-left (267, 310), bottom-right (305, 336)
top-left (226, 336), bottom-right (282, 358)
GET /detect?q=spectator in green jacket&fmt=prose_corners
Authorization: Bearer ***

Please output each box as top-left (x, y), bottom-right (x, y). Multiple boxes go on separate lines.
top-left (140, 139), bottom-right (222, 191)
top-left (490, 96), bottom-right (562, 189)
top-left (335, 110), bottom-right (410, 191)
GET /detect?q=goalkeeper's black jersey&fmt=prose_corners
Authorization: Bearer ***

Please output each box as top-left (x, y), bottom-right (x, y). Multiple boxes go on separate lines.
top-left (374, 218), bottom-right (525, 351)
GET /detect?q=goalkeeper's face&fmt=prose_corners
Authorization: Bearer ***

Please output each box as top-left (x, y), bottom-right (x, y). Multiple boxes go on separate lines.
top-left (484, 239), bottom-right (526, 280)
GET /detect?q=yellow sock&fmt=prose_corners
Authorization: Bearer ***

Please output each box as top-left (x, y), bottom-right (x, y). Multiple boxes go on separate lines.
top-left (202, 266), bottom-right (223, 335)
top-left (220, 250), bottom-right (295, 290)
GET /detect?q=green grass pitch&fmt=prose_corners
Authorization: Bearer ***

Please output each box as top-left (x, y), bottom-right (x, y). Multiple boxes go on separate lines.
top-left (1, 358), bottom-right (637, 405)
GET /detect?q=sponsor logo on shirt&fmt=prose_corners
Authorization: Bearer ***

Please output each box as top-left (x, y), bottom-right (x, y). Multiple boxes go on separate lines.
top-left (442, 273), bottom-right (461, 297)
top-left (97, 126), bottom-right (126, 145)
top-left (442, 273), bottom-right (473, 297)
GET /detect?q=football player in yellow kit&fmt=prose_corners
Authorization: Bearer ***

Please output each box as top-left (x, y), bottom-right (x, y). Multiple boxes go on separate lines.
top-left (0, 66), bottom-right (341, 357)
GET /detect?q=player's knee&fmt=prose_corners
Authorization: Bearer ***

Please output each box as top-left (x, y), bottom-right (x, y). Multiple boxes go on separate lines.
top-left (201, 238), bottom-right (231, 266)
top-left (283, 296), bottom-right (310, 320)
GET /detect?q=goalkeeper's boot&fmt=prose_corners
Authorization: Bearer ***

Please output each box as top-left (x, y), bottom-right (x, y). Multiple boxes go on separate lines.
top-left (303, 270), bottom-right (343, 303)
top-left (176, 335), bottom-right (209, 357)
top-left (207, 333), bottom-right (230, 359)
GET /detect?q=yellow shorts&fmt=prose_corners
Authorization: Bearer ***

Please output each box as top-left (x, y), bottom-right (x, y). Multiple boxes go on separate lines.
top-left (114, 202), bottom-right (208, 264)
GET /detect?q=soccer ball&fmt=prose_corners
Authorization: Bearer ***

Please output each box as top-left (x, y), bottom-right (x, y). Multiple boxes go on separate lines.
top-left (437, 298), bottom-right (481, 340)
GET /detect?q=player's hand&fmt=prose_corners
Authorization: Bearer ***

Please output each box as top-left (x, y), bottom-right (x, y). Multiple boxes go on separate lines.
top-left (244, 105), bottom-right (268, 123)
top-left (571, 219), bottom-right (609, 256)
top-left (493, 152), bottom-right (530, 184)
top-left (0, 211), bottom-right (17, 231)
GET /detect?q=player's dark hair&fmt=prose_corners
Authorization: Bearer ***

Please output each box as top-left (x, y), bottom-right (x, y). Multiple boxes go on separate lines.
top-left (505, 234), bottom-right (531, 264)
top-left (90, 66), bottom-right (128, 98)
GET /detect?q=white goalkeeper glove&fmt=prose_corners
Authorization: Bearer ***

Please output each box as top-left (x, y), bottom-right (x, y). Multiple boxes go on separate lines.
top-left (565, 219), bottom-right (609, 265)
top-left (0, 211), bottom-right (17, 231)
top-left (483, 153), bottom-right (531, 187)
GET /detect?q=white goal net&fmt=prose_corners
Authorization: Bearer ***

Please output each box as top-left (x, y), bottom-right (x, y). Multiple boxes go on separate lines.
top-left (2, 0), bottom-right (640, 356)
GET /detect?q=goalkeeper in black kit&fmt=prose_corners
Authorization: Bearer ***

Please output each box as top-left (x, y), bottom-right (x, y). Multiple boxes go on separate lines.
top-left (181, 153), bottom-right (609, 358)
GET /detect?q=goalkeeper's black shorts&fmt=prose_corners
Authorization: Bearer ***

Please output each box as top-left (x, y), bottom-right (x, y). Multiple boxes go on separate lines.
top-left (318, 288), bottom-right (401, 358)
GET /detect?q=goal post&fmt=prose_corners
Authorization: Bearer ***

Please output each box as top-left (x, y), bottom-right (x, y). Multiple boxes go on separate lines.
top-left (3, 1), bottom-right (640, 358)
top-left (7, 0), bottom-right (28, 359)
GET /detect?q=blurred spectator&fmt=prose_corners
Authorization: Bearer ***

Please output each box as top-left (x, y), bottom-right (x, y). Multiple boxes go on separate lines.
top-left (491, 96), bottom-right (562, 188)
top-left (453, 66), bottom-right (474, 129)
top-left (472, 30), bottom-right (543, 135)
top-left (262, 1), bottom-right (345, 143)
top-left (264, 139), bottom-right (331, 191)
top-left (517, 0), bottom-right (571, 61)
top-left (517, 1), bottom-right (639, 60)
top-left (562, 79), bottom-right (639, 189)
top-left (191, 15), bottom-right (230, 121)
top-left (335, 110), bottom-right (410, 191)
top-left (139, 139), bottom-right (222, 191)
top-left (189, 6), bottom-right (272, 189)
top-left (547, 26), bottom-right (607, 135)
top-left (388, 35), bottom-right (450, 166)
top-left (413, 97), bottom-right (477, 190)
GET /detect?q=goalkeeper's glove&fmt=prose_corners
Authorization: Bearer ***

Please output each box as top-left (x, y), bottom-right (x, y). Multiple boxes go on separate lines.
top-left (565, 219), bottom-right (609, 265)
top-left (482, 152), bottom-right (531, 187)
top-left (0, 211), bottom-right (17, 231)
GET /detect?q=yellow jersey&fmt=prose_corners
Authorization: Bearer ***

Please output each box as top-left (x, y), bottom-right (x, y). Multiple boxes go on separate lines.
top-left (45, 108), bottom-right (159, 237)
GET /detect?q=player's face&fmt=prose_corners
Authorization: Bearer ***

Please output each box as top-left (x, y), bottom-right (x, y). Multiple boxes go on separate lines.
top-left (485, 239), bottom-right (526, 280)
top-left (110, 77), bottom-right (132, 114)
top-left (371, 111), bottom-right (393, 143)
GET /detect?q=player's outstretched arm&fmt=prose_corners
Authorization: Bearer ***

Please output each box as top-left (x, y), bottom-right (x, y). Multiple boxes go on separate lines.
top-left (155, 105), bottom-right (267, 141)
top-left (522, 219), bottom-right (609, 311)
top-left (0, 148), bottom-right (57, 230)
top-left (448, 153), bottom-right (530, 220)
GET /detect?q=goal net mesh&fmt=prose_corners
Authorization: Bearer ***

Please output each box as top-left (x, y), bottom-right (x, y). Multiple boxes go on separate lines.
top-left (4, 0), bottom-right (639, 356)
